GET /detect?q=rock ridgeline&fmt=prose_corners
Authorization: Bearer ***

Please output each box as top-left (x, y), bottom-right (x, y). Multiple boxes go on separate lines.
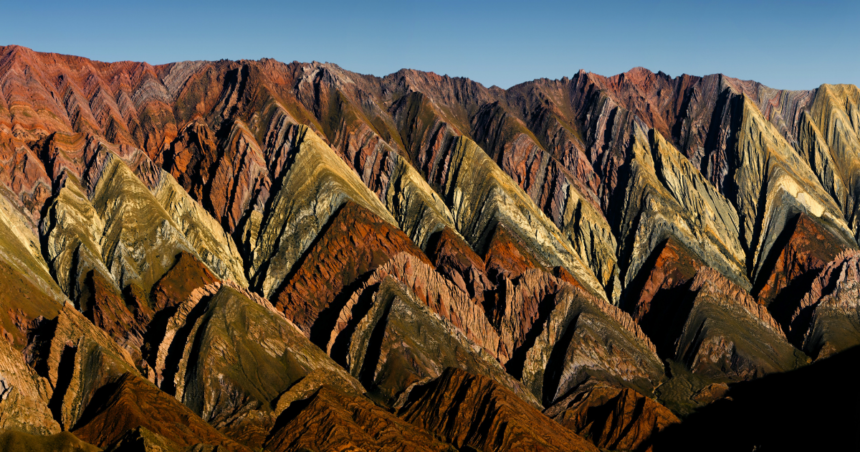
top-left (0, 44), bottom-right (858, 451)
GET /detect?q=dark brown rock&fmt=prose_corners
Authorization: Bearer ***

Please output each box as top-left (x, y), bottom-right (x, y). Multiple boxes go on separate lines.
top-left (396, 368), bottom-right (599, 452)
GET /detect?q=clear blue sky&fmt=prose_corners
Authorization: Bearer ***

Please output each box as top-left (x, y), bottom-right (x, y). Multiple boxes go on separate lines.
top-left (2, 0), bottom-right (857, 90)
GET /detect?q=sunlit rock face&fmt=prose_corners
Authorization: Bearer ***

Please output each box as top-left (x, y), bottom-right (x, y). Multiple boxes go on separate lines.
top-left (1, 44), bottom-right (859, 451)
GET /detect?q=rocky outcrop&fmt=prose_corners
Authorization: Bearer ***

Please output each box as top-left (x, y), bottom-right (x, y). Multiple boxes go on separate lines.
top-left (264, 386), bottom-right (453, 452)
top-left (0, 337), bottom-right (60, 435)
top-left (25, 302), bottom-right (138, 430)
top-left (545, 383), bottom-right (679, 452)
top-left (149, 252), bottom-right (219, 312)
top-left (425, 227), bottom-right (492, 302)
top-left (71, 373), bottom-right (248, 451)
top-left (323, 253), bottom-right (503, 362)
top-left (792, 251), bottom-right (860, 359)
top-left (672, 269), bottom-right (808, 380)
top-left (248, 124), bottom-right (397, 298)
top-left (753, 214), bottom-right (851, 328)
top-left (502, 271), bottom-right (664, 406)
top-left (271, 201), bottom-right (430, 337)
top-left (334, 275), bottom-right (538, 407)
top-left (396, 368), bottom-right (599, 452)
top-left (150, 283), bottom-right (364, 448)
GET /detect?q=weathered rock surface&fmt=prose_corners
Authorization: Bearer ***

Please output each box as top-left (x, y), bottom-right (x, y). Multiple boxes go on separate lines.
top-left (264, 386), bottom-right (453, 452)
top-left (501, 271), bottom-right (664, 406)
top-left (793, 251), bottom-right (860, 359)
top-left (425, 226), bottom-right (492, 302)
top-left (0, 337), bottom-right (60, 435)
top-left (150, 283), bottom-right (364, 448)
top-left (335, 275), bottom-right (538, 407)
top-left (25, 302), bottom-right (138, 430)
top-left (396, 368), bottom-right (599, 452)
top-left (271, 200), bottom-right (430, 337)
top-left (545, 383), bottom-right (679, 452)
top-left (672, 269), bottom-right (808, 380)
top-left (71, 373), bottom-right (248, 451)
top-left (149, 252), bottom-right (219, 312)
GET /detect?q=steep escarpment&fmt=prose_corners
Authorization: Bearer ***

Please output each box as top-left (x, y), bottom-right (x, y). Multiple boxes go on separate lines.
top-left (149, 283), bottom-right (364, 448)
top-left (397, 368), bottom-right (599, 452)
top-left (792, 251), bottom-right (860, 359)
top-left (0, 45), bottom-right (859, 451)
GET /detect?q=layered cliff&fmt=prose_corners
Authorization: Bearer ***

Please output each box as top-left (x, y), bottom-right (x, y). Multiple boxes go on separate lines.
top-left (0, 45), bottom-right (858, 452)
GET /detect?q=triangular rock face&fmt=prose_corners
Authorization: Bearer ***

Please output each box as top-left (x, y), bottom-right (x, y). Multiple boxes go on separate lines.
top-left (150, 252), bottom-right (219, 312)
top-left (271, 201), bottom-right (430, 338)
top-left (264, 386), bottom-right (452, 452)
top-left (793, 251), bottom-right (860, 359)
top-left (753, 214), bottom-right (851, 328)
top-left (672, 269), bottom-right (807, 381)
top-left (150, 283), bottom-right (364, 449)
top-left (545, 383), bottom-right (679, 452)
top-left (25, 303), bottom-right (138, 430)
top-left (627, 238), bottom-right (707, 357)
top-left (71, 373), bottom-right (247, 451)
top-left (333, 276), bottom-right (537, 407)
top-left (0, 337), bottom-right (59, 435)
top-left (396, 368), bottom-right (599, 452)
top-left (425, 227), bottom-right (492, 302)
top-left (483, 222), bottom-right (548, 283)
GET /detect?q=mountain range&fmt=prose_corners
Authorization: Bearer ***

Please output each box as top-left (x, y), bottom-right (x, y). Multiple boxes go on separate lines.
top-left (0, 44), bottom-right (858, 451)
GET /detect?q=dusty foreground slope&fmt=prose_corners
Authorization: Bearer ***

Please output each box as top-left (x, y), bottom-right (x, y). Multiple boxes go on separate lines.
top-left (0, 45), bottom-right (859, 451)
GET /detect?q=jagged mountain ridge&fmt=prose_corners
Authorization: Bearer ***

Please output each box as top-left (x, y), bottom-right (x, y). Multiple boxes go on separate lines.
top-left (0, 44), bottom-right (859, 451)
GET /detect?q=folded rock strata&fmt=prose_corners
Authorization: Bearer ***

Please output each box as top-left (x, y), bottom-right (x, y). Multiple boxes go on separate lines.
top-left (150, 282), bottom-right (364, 448)
top-left (545, 383), bottom-right (680, 452)
top-left (396, 368), bottom-right (599, 452)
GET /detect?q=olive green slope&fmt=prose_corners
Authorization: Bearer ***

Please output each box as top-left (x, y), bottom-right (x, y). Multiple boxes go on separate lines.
top-left (151, 283), bottom-right (364, 448)
top-left (339, 275), bottom-right (540, 408)
top-left (0, 186), bottom-right (66, 349)
top-left (152, 170), bottom-right (248, 286)
top-left (615, 125), bottom-right (749, 293)
top-left (441, 136), bottom-right (608, 300)
top-left (796, 85), bottom-right (860, 240)
top-left (248, 124), bottom-right (399, 297)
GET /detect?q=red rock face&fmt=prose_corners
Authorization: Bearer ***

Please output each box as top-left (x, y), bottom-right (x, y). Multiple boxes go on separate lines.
top-left (426, 227), bottom-right (492, 301)
top-left (630, 238), bottom-right (704, 323)
top-left (546, 383), bottom-right (680, 452)
top-left (483, 223), bottom-right (547, 283)
top-left (71, 373), bottom-right (248, 451)
top-left (149, 252), bottom-right (219, 312)
top-left (627, 238), bottom-right (706, 357)
top-left (264, 386), bottom-right (452, 452)
top-left (754, 214), bottom-right (848, 330)
top-left (396, 368), bottom-right (599, 452)
top-left (271, 201), bottom-right (431, 338)
top-left (78, 270), bottom-right (151, 363)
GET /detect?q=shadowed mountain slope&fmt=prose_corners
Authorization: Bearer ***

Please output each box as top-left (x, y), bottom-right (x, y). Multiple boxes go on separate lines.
top-left (0, 45), bottom-right (858, 451)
